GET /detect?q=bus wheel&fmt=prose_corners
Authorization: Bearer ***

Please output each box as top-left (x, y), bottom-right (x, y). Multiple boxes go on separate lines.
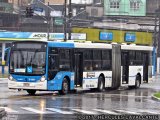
top-left (135, 76), bottom-right (140, 89)
top-left (59, 78), bottom-right (69, 95)
top-left (27, 90), bottom-right (36, 95)
top-left (98, 76), bottom-right (104, 92)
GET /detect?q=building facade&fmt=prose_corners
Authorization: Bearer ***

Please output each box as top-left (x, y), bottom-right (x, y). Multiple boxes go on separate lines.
top-left (104, 0), bottom-right (146, 16)
top-left (146, 0), bottom-right (160, 15)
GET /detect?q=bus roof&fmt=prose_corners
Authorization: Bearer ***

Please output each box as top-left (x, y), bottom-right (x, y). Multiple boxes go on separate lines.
top-left (74, 42), bottom-right (112, 49)
top-left (12, 40), bottom-right (153, 51)
top-left (47, 41), bottom-right (112, 49)
top-left (121, 44), bottom-right (153, 51)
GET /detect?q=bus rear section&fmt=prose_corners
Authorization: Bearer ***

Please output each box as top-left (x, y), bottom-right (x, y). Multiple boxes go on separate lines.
top-left (120, 44), bottom-right (154, 88)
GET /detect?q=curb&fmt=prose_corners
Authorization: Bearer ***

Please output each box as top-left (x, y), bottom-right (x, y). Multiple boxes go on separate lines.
top-left (0, 108), bottom-right (7, 119)
top-left (151, 94), bottom-right (160, 101)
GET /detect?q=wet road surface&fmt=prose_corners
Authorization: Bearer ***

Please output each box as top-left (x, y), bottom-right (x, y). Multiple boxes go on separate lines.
top-left (0, 77), bottom-right (160, 120)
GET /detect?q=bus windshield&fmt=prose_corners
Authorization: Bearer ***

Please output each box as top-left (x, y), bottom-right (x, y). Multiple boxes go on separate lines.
top-left (9, 43), bottom-right (46, 75)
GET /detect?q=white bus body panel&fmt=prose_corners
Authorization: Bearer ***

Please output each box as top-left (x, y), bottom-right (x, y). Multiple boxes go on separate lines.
top-left (8, 80), bottom-right (47, 90)
top-left (148, 65), bottom-right (153, 79)
top-left (82, 71), bottom-right (112, 89)
top-left (121, 66), bottom-right (143, 86)
top-left (121, 45), bottom-right (153, 51)
top-left (128, 66), bottom-right (143, 86)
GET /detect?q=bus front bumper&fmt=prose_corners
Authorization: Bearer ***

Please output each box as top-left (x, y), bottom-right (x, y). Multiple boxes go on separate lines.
top-left (8, 79), bottom-right (47, 90)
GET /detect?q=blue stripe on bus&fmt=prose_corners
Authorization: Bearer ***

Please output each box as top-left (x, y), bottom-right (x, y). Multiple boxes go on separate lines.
top-left (47, 71), bottom-right (75, 91)
top-left (48, 42), bottom-right (74, 48)
top-left (11, 74), bottom-right (42, 82)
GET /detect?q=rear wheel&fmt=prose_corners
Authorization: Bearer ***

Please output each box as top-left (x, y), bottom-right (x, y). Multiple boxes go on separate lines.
top-left (59, 78), bottom-right (69, 95)
top-left (97, 76), bottom-right (104, 92)
top-left (27, 90), bottom-right (36, 95)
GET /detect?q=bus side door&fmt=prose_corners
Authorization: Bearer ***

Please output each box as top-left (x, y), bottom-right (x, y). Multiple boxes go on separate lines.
top-left (122, 52), bottom-right (129, 84)
top-left (74, 53), bottom-right (83, 87)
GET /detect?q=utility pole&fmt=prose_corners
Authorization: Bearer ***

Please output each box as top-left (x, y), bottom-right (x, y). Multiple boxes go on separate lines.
top-left (64, 0), bottom-right (67, 41)
top-left (47, 2), bottom-right (50, 40)
top-left (68, 0), bottom-right (72, 40)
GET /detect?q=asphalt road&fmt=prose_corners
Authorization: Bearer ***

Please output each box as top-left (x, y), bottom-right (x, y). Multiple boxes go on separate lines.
top-left (0, 77), bottom-right (160, 120)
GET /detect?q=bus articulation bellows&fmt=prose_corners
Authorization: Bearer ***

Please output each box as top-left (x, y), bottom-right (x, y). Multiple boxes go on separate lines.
top-left (8, 41), bottom-right (155, 95)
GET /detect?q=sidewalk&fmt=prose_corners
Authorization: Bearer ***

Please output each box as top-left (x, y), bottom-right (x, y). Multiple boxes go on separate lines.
top-left (0, 78), bottom-right (8, 84)
top-left (142, 75), bottom-right (160, 90)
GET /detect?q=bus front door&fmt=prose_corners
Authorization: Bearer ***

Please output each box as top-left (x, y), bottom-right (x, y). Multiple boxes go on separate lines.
top-left (74, 53), bottom-right (83, 87)
top-left (122, 52), bottom-right (129, 84)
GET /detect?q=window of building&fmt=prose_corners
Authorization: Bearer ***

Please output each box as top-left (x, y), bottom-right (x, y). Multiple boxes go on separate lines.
top-left (93, 0), bottom-right (102, 5)
top-left (109, 0), bottom-right (120, 9)
top-left (130, 1), bottom-right (140, 10)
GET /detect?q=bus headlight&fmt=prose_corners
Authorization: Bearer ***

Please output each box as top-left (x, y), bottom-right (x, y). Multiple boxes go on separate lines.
top-left (40, 76), bottom-right (45, 82)
top-left (8, 75), bottom-right (13, 81)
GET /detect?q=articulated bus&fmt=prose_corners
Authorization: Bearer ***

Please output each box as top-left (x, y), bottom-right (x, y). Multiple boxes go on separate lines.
top-left (8, 41), bottom-right (155, 95)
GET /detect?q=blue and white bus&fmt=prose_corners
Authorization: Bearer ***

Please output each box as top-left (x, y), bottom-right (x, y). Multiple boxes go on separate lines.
top-left (8, 41), bottom-right (155, 95)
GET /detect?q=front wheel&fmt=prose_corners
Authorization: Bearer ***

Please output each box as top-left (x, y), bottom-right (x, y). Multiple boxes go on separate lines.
top-left (27, 90), bottom-right (36, 95)
top-left (59, 78), bottom-right (69, 95)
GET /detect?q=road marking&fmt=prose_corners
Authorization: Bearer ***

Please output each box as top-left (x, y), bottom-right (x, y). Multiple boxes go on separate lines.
top-left (93, 109), bottom-right (120, 115)
top-left (138, 109), bottom-right (159, 114)
top-left (115, 110), bottom-right (141, 114)
top-left (85, 93), bottom-right (149, 98)
top-left (0, 107), bottom-right (18, 113)
top-left (72, 109), bottom-right (98, 114)
top-left (21, 107), bottom-right (54, 114)
top-left (46, 108), bottom-right (74, 114)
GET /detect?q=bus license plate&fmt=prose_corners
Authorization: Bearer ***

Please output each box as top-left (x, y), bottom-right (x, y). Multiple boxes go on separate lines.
top-left (23, 83), bottom-right (30, 87)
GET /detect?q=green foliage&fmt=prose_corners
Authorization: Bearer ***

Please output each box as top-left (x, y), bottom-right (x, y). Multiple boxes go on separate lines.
top-left (154, 92), bottom-right (160, 98)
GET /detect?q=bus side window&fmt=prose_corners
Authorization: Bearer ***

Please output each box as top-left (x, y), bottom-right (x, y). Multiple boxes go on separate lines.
top-left (48, 55), bottom-right (58, 70)
top-left (59, 49), bottom-right (71, 71)
top-left (48, 55), bottom-right (59, 80)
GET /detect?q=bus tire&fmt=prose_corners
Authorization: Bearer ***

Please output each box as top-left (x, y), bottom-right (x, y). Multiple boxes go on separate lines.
top-left (59, 78), bottom-right (69, 95)
top-left (27, 90), bottom-right (36, 95)
top-left (135, 76), bottom-right (141, 89)
top-left (97, 76), bottom-right (104, 92)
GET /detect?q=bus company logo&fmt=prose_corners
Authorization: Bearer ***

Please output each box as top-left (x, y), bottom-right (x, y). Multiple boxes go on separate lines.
top-left (87, 72), bottom-right (95, 78)
top-left (33, 34), bottom-right (47, 38)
